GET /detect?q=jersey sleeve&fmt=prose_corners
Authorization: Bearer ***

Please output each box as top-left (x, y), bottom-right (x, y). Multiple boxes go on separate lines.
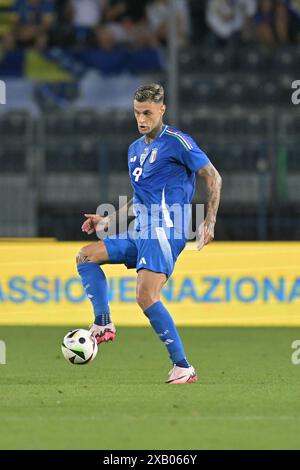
top-left (128, 143), bottom-right (134, 163)
top-left (176, 137), bottom-right (210, 173)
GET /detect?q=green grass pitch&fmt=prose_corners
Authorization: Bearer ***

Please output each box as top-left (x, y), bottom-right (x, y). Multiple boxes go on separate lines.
top-left (1, 326), bottom-right (300, 450)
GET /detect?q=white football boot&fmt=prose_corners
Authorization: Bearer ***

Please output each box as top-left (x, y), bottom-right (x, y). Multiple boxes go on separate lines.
top-left (166, 365), bottom-right (198, 384)
top-left (89, 322), bottom-right (116, 345)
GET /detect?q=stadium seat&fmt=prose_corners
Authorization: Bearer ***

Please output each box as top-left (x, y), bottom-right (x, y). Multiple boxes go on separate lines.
top-left (194, 80), bottom-right (215, 105)
top-left (179, 49), bottom-right (205, 73)
top-left (205, 49), bottom-right (233, 73)
top-left (246, 112), bottom-right (268, 136)
top-left (0, 111), bottom-right (30, 139)
top-left (180, 109), bottom-right (222, 136)
top-left (74, 110), bottom-right (99, 136)
top-left (96, 111), bottom-right (135, 135)
top-left (261, 81), bottom-right (278, 105)
top-left (223, 111), bottom-right (248, 136)
top-left (279, 112), bottom-right (300, 136)
top-left (237, 47), bottom-right (272, 73)
top-left (179, 75), bottom-right (196, 104)
top-left (0, 141), bottom-right (27, 173)
top-left (76, 140), bottom-right (99, 171)
top-left (105, 135), bottom-right (136, 171)
top-left (273, 47), bottom-right (298, 74)
top-left (46, 139), bottom-right (105, 172)
top-left (224, 80), bottom-right (248, 105)
top-left (111, 111), bottom-right (137, 133)
top-left (278, 75), bottom-right (297, 105)
top-left (201, 141), bottom-right (262, 172)
top-left (285, 143), bottom-right (300, 171)
top-left (45, 140), bottom-right (76, 172)
top-left (43, 113), bottom-right (75, 137)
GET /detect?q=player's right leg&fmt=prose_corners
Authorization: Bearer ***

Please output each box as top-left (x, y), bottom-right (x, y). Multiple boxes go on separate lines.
top-left (76, 236), bottom-right (137, 344)
top-left (76, 241), bottom-right (116, 344)
top-left (76, 240), bottom-right (110, 265)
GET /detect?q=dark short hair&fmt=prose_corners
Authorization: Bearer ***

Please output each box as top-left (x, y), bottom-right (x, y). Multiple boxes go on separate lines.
top-left (134, 83), bottom-right (164, 103)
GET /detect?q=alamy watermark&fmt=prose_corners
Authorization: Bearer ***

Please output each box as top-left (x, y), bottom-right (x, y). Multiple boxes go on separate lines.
top-left (291, 340), bottom-right (300, 365)
top-left (0, 80), bottom-right (6, 105)
top-left (291, 80), bottom-right (300, 105)
top-left (94, 196), bottom-right (205, 244)
top-left (0, 341), bottom-right (6, 364)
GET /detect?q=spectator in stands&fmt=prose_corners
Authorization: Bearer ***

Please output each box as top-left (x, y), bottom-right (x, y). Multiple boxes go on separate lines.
top-left (0, 1), bottom-right (18, 40)
top-left (69, 0), bottom-right (106, 45)
top-left (0, 31), bottom-right (17, 60)
top-left (206, 0), bottom-right (257, 46)
top-left (14, 0), bottom-right (56, 47)
top-left (146, 0), bottom-right (191, 47)
top-left (275, 0), bottom-right (300, 43)
top-left (255, 0), bottom-right (278, 46)
top-left (96, 0), bottom-right (152, 49)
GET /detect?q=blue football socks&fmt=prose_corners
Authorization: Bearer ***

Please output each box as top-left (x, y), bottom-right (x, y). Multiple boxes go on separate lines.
top-left (144, 301), bottom-right (190, 367)
top-left (175, 358), bottom-right (190, 368)
top-left (77, 262), bottom-right (111, 326)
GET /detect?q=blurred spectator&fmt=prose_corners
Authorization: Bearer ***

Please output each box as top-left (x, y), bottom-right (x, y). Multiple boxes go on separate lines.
top-left (276, 0), bottom-right (300, 43)
top-left (0, 0), bottom-right (18, 71)
top-left (2, 0), bottom-right (297, 56)
top-left (255, 0), bottom-right (278, 46)
top-left (69, 0), bottom-right (107, 44)
top-left (96, 0), bottom-right (152, 49)
top-left (14, 0), bottom-right (55, 47)
top-left (0, 31), bottom-right (17, 61)
top-left (102, 0), bottom-right (147, 23)
top-left (146, 0), bottom-right (191, 47)
top-left (206, 0), bottom-right (257, 46)
top-left (71, 0), bottom-right (105, 27)
top-left (0, 1), bottom-right (18, 38)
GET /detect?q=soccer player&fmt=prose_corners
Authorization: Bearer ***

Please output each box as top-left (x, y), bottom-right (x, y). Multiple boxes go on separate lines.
top-left (77, 84), bottom-right (222, 384)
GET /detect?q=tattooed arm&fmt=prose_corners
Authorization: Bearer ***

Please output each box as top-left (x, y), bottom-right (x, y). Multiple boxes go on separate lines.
top-left (197, 162), bottom-right (222, 251)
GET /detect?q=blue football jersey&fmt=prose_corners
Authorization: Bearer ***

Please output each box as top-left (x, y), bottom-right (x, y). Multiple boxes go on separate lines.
top-left (128, 125), bottom-right (210, 233)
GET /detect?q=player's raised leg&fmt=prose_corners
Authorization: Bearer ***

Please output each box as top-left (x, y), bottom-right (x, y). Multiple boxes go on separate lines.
top-left (76, 241), bottom-right (116, 344)
top-left (136, 269), bottom-right (197, 384)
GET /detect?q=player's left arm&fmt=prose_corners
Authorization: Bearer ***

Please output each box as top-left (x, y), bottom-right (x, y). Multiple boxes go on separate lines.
top-left (197, 162), bottom-right (222, 251)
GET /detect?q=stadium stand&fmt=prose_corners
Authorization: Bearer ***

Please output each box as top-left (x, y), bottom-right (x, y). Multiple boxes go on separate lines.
top-left (0, 0), bottom-right (299, 240)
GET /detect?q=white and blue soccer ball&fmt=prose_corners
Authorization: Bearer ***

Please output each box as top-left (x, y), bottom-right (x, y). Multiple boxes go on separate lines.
top-left (61, 329), bottom-right (98, 365)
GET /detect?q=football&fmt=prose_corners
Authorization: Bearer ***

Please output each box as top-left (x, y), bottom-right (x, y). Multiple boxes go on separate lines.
top-left (61, 329), bottom-right (98, 365)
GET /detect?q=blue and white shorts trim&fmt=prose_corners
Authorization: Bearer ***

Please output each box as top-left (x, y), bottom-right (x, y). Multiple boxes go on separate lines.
top-left (103, 229), bottom-right (186, 278)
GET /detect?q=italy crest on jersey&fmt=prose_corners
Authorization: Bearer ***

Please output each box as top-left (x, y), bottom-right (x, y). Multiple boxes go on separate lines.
top-left (149, 148), bottom-right (158, 163)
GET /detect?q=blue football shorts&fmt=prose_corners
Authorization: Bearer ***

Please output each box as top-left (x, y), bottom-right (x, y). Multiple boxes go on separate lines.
top-left (103, 228), bottom-right (186, 278)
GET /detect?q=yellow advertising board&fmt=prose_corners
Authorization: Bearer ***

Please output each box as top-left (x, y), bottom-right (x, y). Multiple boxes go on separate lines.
top-left (0, 240), bottom-right (299, 326)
